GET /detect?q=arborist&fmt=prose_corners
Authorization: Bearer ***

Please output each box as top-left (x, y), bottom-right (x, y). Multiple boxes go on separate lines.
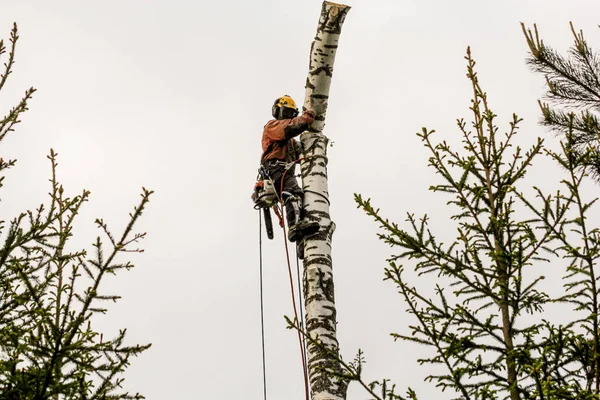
top-left (260, 95), bottom-right (320, 243)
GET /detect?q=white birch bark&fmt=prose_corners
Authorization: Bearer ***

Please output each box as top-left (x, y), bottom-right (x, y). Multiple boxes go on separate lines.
top-left (299, 2), bottom-right (350, 400)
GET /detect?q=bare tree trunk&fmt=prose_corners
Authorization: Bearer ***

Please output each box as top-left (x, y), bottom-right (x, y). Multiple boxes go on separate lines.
top-left (300, 2), bottom-right (350, 400)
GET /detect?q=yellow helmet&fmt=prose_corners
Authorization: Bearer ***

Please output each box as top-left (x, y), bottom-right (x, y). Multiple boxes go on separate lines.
top-left (272, 95), bottom-right (299, 119)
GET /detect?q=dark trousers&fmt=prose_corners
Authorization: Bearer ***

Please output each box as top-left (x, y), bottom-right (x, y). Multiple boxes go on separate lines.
top-left (262, 160), bottom-right (302, 201)
top-left (262, 160), bottom-right (312, 239)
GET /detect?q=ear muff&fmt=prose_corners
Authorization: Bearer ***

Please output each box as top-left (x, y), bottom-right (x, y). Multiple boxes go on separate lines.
top-left (282, 107), bottom-right (298, 119)
top-left (272, 95), bottom-right (298, 119)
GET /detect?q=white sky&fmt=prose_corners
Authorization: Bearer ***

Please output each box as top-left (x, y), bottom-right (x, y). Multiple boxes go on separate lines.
top-left (1, 0), bottom-right (600, 399)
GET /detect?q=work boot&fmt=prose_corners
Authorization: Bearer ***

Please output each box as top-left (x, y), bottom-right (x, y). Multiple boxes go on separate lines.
top-left (285, 196), bottom-right (320, 242)
top-left (289, 220), bottom-right (320, 243)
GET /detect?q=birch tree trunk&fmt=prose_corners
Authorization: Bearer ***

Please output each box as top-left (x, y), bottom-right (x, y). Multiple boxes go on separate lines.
top-left (300, 2), bottom-right (350, 400)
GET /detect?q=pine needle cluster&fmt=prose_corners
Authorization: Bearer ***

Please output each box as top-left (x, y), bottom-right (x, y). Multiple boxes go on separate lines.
top-left (522, 22), bottom-right (600, 181)
top-left (0, 23), bottom-right (152, 399)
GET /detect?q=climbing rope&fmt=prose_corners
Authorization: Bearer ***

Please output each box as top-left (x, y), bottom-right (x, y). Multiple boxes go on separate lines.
top-left (258, 211), bottom-right (267, 400)
top-left (279, 163), bottom-right (310, 400)
top-left (271, 202), bottom-right (310, 399)
top-left (280, 214), bottom-right (310, 400)
top-left (296, 250), bottom-right (309, 388)
top-left (256, 159), bottom-right (311, 400)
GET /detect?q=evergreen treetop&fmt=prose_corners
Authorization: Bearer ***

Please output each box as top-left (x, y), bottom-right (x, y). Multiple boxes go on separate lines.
top-left (0, 23), bottom-right (152, 399)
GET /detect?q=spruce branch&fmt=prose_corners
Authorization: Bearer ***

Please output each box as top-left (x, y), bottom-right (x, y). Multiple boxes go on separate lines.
top-left (523, 22), bottom-right (600, 182)
top-left (347, 48), bottom-right (600, 400)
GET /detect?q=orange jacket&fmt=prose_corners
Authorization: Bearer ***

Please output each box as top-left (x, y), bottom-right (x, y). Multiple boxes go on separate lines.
top-left (260, 111), bottom-right (315, 163)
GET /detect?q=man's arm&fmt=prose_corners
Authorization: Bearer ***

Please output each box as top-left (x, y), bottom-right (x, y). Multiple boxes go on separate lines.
top-left (284, 110), bottom-right (315, 139)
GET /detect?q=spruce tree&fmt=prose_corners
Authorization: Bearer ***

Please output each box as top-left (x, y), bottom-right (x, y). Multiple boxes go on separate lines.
top-left (302, 47), bottom-right (600, 400)
top-left (0, 23), bottom-right (152, 399)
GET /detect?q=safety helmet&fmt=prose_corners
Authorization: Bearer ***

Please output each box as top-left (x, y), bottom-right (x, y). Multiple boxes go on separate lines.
top-left (272, 95), bottom-right (299, 119)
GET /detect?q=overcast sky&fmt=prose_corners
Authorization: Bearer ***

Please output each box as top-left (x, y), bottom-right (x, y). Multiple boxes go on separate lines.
top-left (1, 0), bottom-right (600, 399)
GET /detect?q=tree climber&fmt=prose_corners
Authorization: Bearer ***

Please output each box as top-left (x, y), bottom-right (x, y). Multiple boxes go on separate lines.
top-left (261, 95), bottom-right (320, 243)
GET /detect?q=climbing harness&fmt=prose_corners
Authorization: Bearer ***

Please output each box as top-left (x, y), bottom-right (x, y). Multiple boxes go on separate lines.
top-left (252, 161), bottom-right (300, 210)
top-left (255, 158), bottom-right (311, 400)
top-left (251, 161), bottom-right (304, 240)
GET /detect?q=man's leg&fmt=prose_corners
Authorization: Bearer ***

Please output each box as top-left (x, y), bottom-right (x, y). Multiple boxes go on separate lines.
top-left (283, 166), bottom-right (319, 242)
top-left (264, 163), bottom-right (302, 239)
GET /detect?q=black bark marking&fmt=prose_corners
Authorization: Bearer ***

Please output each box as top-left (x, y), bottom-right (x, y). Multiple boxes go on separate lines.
top-left (306, 316), bottom-right (337, 334)
top-left (300, 145), bottom-right (328, 176)
top-left (304, 256), bottom-right (332, 269)
top-left (302, 133), bottom-right (327, 151)
top-left (324, 304), bottom-right (337, 319)
top-left (309, 171), bottom-right (327, 178)
top-left (305, 311), bottom-right (347, 396)
top-left (310, 65), bottom-right (334, 77)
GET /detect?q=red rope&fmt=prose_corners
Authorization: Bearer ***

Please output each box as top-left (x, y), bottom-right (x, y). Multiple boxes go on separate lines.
top-left (272, 205), bottom-right (284, 228)
top-left (279, 162), bottom-right (310, 400)
top-left (280, 210), bottom-right (310, 400)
